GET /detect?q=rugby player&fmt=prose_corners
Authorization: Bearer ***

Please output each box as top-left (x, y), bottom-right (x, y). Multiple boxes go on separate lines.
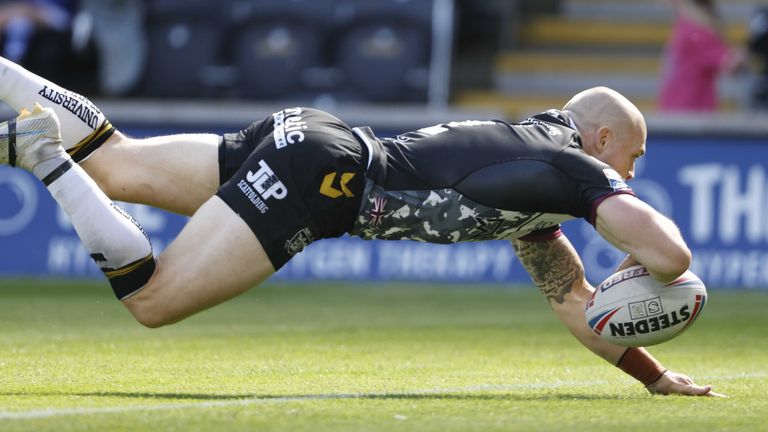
top-left (0, 57), bottom-right (720, 397)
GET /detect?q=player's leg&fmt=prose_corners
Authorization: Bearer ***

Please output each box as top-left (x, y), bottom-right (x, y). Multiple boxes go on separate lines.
top-left (82, 108), bottom-right (275, 216)
top-left (123, 107), bottom-right (370, 326)
top-left (4, 105), bottom-right (364, 327)
top-left (0, 105), bottom-right (275, 325)
top-left (0, 56), bottom-right (220, 216)
top-left (122, 195), bottom-right (275, 327)
top-left (0, 56), bottom-right (115, 162)
top-left (1, 105), bottom-right (156, 298)
top-left (81, 132), bottom-right (220, 216)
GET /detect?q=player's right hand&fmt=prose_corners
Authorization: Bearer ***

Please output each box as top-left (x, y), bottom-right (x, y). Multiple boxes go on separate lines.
top-left (646, 370), bottom-right (727, 397)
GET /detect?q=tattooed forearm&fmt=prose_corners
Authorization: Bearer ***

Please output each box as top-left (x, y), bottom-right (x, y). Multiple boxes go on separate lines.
top-left (512, 238), bottom-right (584, 304)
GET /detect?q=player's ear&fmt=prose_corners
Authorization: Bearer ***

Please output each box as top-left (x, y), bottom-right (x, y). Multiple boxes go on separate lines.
top-left (596, 126), bottom-right (612, 153)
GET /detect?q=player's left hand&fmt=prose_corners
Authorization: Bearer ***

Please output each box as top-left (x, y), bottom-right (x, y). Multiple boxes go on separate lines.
top-left (646, 370), bottom-right (727, 397)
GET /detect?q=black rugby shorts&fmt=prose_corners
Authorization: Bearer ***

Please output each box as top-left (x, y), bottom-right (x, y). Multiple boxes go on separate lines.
top-left (216, 108), bottom-right (366, 269)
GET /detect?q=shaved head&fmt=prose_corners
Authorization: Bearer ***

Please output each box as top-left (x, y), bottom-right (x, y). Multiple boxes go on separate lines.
top-left (563, 86), bottom-right (646, 143)
top-left (562, 87), bottom-right (647, 179)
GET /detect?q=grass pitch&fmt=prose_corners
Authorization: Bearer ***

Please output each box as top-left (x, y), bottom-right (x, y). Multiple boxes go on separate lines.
top-left (0, 280), bottom-right (766, 431)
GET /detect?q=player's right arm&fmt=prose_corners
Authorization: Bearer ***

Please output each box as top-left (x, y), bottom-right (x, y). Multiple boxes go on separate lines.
top-left (595, 194), bottom-right (691, 283)
top-left (511, 235), bottom-right (716, 396)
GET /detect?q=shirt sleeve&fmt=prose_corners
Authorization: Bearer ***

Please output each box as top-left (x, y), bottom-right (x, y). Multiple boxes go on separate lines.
top-left (556, 145), bottom-right (636, 225)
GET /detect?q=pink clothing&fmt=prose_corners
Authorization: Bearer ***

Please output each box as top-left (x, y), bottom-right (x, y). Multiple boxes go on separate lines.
top-left (658, 16), bottom-right (731, 111)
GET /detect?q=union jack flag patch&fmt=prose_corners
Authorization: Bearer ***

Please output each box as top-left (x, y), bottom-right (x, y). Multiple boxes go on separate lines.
top-left (369, 196), bottom-right (388, 226)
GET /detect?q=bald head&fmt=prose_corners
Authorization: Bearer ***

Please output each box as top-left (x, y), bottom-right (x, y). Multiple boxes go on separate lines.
top-left (562, 87), bottom-right (647, 179)
top-left (563, 87), bottom-right (646, 141)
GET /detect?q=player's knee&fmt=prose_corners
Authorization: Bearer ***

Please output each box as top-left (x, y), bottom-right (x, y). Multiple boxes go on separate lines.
top-left (131, 314), bottom-right (160, 328)
top-left (131, 309), bottom-right (169, 329)
top-left (125, 301), bottom-right (170, 328)
top-left (121, 286), bottom-right (178, 329)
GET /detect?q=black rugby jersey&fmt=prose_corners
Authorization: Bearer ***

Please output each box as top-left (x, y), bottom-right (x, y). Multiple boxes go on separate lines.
top-left (350, 110), bottom-right (635, 243)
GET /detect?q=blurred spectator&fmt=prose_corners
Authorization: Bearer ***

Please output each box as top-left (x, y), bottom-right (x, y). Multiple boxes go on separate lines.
top-left (658, 0), bottom-right (745, 112)
top-left (78, 0), bottom-right (146, 96)
top-left (0, 0), bottom-right (77, 82)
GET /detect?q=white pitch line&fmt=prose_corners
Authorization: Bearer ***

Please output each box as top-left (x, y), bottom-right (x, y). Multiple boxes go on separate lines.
top-left (0, 380), bottom-right (605, 421)
top-left (0, 372), bottom-right (762, 421)
top-left (702, 371), bottom-right (767, 379)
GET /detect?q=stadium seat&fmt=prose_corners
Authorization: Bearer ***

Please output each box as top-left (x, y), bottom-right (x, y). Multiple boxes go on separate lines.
top-left (141, 0), bottom-right (234, 98)
top-left (332, 0), bottom-right (433, 102)
top-left (227, 0), bottom-right (337, 100)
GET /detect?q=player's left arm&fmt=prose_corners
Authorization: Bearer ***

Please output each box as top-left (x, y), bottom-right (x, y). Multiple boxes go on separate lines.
top-left (511, 235), bottom-right (717, 396)
top-left (512, 235), bottom-right (632, 364)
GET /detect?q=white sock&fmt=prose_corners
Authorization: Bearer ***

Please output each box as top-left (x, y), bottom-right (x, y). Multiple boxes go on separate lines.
top-left (47, 159), bottom-right (155, 299)
top-left (0, 56), bottom-right (115, 162)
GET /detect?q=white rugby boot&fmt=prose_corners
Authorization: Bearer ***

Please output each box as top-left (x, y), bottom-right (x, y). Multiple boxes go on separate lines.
top-left (0, 103), bottom-right (66, 176)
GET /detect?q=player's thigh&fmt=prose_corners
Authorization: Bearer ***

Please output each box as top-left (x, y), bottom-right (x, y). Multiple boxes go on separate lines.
top-left (122, 195), bottom-right (274, 327)
top-left (82, 131), bottom-right (220, 215)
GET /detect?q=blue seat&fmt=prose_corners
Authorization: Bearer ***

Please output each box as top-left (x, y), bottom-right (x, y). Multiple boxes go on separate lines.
top-left (228, 0), bottom-right (337, 100)
top-left (141, 0), bottom-right (233, 98)
top-left (333, 0), bottom-right (434, 102)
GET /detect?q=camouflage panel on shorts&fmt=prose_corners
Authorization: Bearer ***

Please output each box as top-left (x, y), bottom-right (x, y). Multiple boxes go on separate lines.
top-left (351, 180), bottom-right (574, 243)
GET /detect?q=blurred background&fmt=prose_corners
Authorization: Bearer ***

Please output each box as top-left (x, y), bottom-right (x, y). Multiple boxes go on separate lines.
top-left (2, 0), bottom-right (768, 291)
top-left (4, 0), bottom-right (768, 117)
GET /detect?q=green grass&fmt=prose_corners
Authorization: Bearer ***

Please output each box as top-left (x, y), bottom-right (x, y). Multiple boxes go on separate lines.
top-left (0, 280), bottom-right (766, 431)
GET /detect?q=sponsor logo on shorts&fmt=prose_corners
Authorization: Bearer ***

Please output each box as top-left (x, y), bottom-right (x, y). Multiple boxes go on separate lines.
top-left (285, 227), bottom-right (313, 256)
top-left (319, 172), bottom-right (356, 198)
top-left (38, 85), bottom-right (101, 130)
top-left (273, 107), bottom-right (307, 149)
top-left (237, 159), bottom-right (287, 214)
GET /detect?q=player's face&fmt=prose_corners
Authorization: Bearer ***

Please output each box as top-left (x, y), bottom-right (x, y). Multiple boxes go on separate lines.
top-left (612, 140), bottom-right (644, 180)
top-left (597, 127), bottom-right (646, 180)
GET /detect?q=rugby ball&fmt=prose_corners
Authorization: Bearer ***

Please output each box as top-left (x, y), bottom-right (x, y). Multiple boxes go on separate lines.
top-left (585, 265), bottom-right (707, 347)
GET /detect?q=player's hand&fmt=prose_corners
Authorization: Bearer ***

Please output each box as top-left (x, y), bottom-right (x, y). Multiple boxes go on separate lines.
top-left (646, 370), bottom-right (727, 397)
